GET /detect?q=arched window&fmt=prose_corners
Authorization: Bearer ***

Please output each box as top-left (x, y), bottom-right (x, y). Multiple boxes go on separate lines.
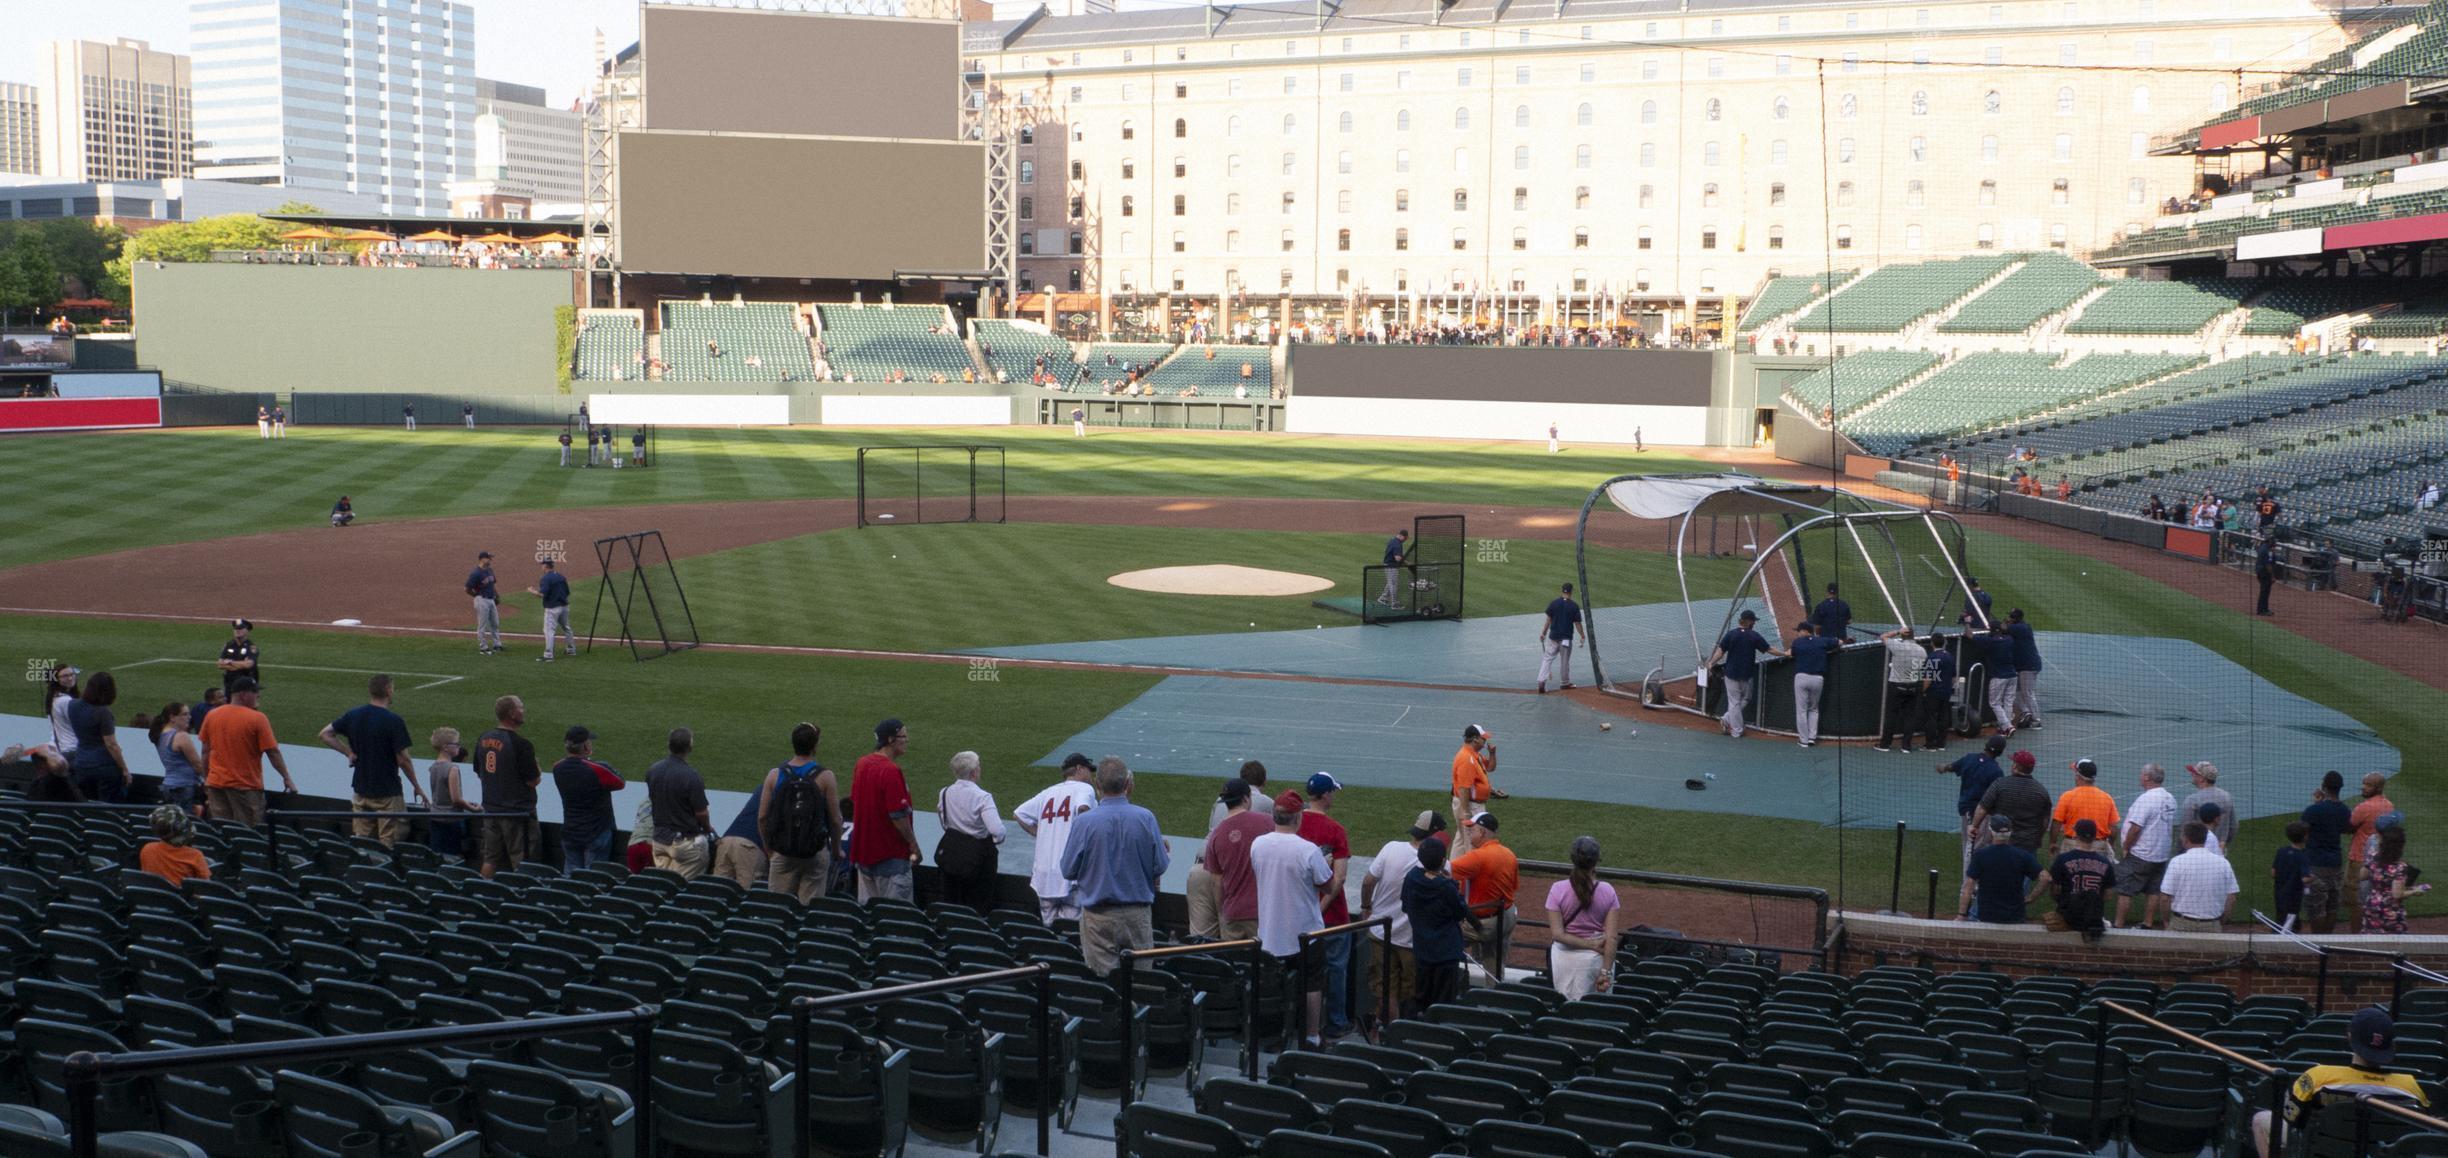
top-left (1018, 126), bottom-right (1034, 145)
top-left (1639, 100), bottom-right (1657, 124)
top-left (2056, 86), bottom-right (2075, 115)
top-left (1513, 187), bottom-right (1528, 210)
top-left (1451, 227), bottom-right (1468, 251)
top-left (1120, 231), bottom-right (1135, 254)
top-left (1395, 227), bottom-right (1410, 250)
top-left (2131, 85), bottom-right (2152, 113)
top-left (1767, 182), bottom-right (1784, 206)
top-left (1018, 233), bottom-right (1035, 255)
top-left (1454, 107), bottom-right (1470, 130)
top-left (1337, 189), bottom-right (1353, 212)
top-left (1702, 141), bottom-right (1721, 166)
top-left (1174, 156), bottom-right (1187, 178)
top-left (1839, 93), bottom-right (1857, 118)
top-left (1572, 226), bottom-right (1590, 250)
top-left (1768, 225), bottom-right (1784, 250)
top-left (1978, 179), bottom-right (1996, 206)
top-left (1452, 147), bottom-right (1468, 171)
top-left (1337, 150), bottom-right (1353, 174)
top-left (1634, 268), bottom-right (1652, 291)
top-left (1516, 105), bottom-right (1532, 128)
top-left (1281, 229), bottom-right (1295, 252)
top-left (1174, 117), bottom-right (1187, 137)
top-left (1226, 192), bottom-right (1240, 213)
top-left (1172, 233), bottom-right (1185, 253)
top-left (1772, 95), bottom-right (1790, 120)
top-left (1704, 97), bottom-right (1722, 121)
top-left (1576, 102), bottom-right (1593, 127)
top-left (1395, 149), bottom-right (1411, 173)
top-left (1513, 145), bottom-right (1530, 170)
top-left (1509, 268), bottom-right (1526, 291)
top-left (1638, 142), bottom-right (1656, 167)
top-left (1067, 231), bottom-right (1082, 255)
top-left (1703, 183), bottom-right (1721, 207)
top-left (1337, 228), bottom-right (1351, 251)
top-left (1019, 195), bottom-right (1034, 219)
top-left (1281, 152), bottom-right (1296, 176)
top-left (1981, 136), bottom-right (1999, 162)
top-left (1071, 160), bottom-right (1083, 180)
top-left (1338, 111), bottom-right (1354, 132)
top-left (1173, 194), bottom-right (1186, 215)
top-left (1908, 136), bottom-right (1926, 163)
top-left (1905, 223), bottom-right (1924, 250)
top-left (1636, 225), bottom-right (1653, 249)
top-left (1227, 155), bottom-right (1242, 177)
top-left (1225, 229), bottom-right (1242, 252)
top-left (2053, 133), bottom-right (2073, 161)
top-left (1395, 189), bottom-right (1410, 211)
top-left (1909, 90), bottom-right (1928, 116)
top-left (1019, 160), bottom-right (1035, 183)
top-left (1511, 226), bottom-right (1527, 250)
top-left (1983, 89), bottom-right (2003, 114)
top-left (1906, 180), bottom-right (1924, 208)
top-left (1452, 188), bottom-right (1469, 211)
top-left (1834, 180), bottom-right (1853, 206)
top-left (1227, 115), bottom-right (1242, 135)
top-left (1837, 137), bottom-right (1855, 163)
top-left (1120, 195), bottom-right (1134, 216)
top-left (1835, 224), bottom-right (1853, 249)
top-left (1397, 109), bottom-right (1412, 131)
top-left (1121, 119), bottom-right (1135, 139)
top-left (1576, 186), bottom-right (1591, 209)
top-left (1071, 195), bottom-right (1084, 217)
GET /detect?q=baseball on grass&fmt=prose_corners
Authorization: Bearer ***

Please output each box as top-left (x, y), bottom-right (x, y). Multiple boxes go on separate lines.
top-left (1600, 722), bottom-right (1613, 732)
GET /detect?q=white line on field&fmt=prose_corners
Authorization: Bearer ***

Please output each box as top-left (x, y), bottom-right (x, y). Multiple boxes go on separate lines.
top-left (116, 656), bottom-right (465, 691)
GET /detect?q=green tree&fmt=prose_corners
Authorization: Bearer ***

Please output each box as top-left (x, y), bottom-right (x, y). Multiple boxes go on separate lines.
top-left (0, 235), bottom-right (59, 326)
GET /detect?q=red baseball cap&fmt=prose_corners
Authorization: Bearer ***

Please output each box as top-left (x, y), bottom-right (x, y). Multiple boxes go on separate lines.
top-left (1273, 790), bottom-right (1307, 813)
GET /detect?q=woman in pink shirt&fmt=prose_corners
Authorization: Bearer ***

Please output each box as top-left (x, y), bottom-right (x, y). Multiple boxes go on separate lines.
top-left (1545, 836), bottom-right (1623, 999)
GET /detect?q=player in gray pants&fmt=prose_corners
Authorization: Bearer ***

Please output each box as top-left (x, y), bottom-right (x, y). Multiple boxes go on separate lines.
top-left (465, 551), bottom-right (503, 654)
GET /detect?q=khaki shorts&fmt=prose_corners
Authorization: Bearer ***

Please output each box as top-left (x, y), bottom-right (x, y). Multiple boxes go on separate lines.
top-left (206, 787), bottom-right (266, 826)
top-left (2166, 915), bottom-right (2223, 934)
top-left (768, 850), bottom-right (829, 902)
top-left (352, 794), bottom-right (406, 846)
top-left (1079, 904), bottom-right (1154, 977)
top-left (1219, 918), bottom-right (1258, 944)
top-left (711, 835), bottom-right (765, 888)
top-left (652, 836), bottom-right (711, 879)
top-left (1370, 942), bottom-right (1418, 1015)
top-left (478, 814), bottom-right (530, 871)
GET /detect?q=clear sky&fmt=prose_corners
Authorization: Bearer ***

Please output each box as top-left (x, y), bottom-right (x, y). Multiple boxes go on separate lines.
top-left (0, 0), bottom-right (646, 108)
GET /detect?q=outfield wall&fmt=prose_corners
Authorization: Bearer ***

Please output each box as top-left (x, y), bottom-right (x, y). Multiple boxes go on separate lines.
top-left (1284, 346), bottom-right (1724, 445)
top-left (135, 265), bottom-right (570, 395)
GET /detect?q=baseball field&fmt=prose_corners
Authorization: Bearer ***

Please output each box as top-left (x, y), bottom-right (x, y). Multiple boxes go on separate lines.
top-left (2, 423), bottom-right (2437, 924)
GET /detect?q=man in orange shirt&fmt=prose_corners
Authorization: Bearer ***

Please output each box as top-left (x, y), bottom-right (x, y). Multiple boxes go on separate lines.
top-left (2047, 758), bottom-right (2122, 858)
top-left (1448, 725), bottom-right (1505, 827)
top-left (196, 677), bottom-right (295, 825)
top-left (1449, 812), bottom-right (1520, 983)
top-left (2347, 771), bottom-right (2396, 920)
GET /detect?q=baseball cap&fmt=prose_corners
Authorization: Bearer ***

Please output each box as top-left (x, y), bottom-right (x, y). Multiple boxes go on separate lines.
top-left (1305, 772), bottom-right (1343, 797)
top-left (1738, 610), bottom-right (1758, 622)
top-left (2071, 758), bottom-right (2098, 779)
top-left (2072, 818), bottom-right (2100, 842)
top-left (1060, 752), bottom-right (1094, 771)
top-left (1984, 736), bottom-right (2008, 755)
top-left (1410, 811), bottom-right (1448, 839)
top-left (2010, 750), bottom-right (2036, 769)
top-left (1987, 816), bottom-right (2014, 834)
top-left (1472, 813), bottom-right (1499, 832)
top-left (477, 551), bottom-right (492, 560)
top-left (2352, 1007), bottom-right (2399, 1065)
top-left (1219, 779), bottom-right (1252, 807)
top-left (231, 619), bottom-right (253, 632)
top-left (2185, 761), bottom-right (2219, 782)
top-left (229, 677), bottom-right (259, 695)
top-left (1272, 790), bottom-right (1307, 813)
top-left (564, 725), bottom-right (595, 746)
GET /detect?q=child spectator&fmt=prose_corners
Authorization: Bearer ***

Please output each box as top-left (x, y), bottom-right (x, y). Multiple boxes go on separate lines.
top-left (139, 804), bottom-right (212, 886)
top-left (2274, 821), bottom-right (2311, 932)
top-left (427, 727), bottom-right (478, 860)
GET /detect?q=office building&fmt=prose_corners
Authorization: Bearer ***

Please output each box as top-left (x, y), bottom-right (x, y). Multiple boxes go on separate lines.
top-left (0, 83), bottom-right (36, 176)
top-left (463, 78), bottom-right (582, 207)
top-left (39, 39), bottom-right (193, 183)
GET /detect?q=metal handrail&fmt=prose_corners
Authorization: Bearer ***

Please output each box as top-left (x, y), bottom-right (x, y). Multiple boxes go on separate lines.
top-left (66, 1005), bottom-right (662, 1158)
top-left (1116, 937), bottom-right (1266, 1113)
top-left (2097, 998), bottom-right (2285, 1156)
top-left (788, 963), bottom-right (1056, 1157)
top-left (1297, 916), bottom-right (1395, 1052)
top-left (1513, 857), bottom-right (1832, 959)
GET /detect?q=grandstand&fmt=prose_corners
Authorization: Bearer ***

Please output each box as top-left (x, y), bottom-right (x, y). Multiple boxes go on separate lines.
top-left (2099, 414), bottom-right (2448, 551)
top-left (1143, 347), bottom-right (1273, 397)
top-left (572, 313), bottom-right (644, 382)
top-left (1735, 271), bottom-right (1855, 335)
top-left (656, 301), bottom-right (815, 383)
top-left (972, 319), bottom-right (1081, 385)
top-left (2063, 279), bottom-right (2251, 336)
top-left (1934, 255), bottom-right (2101, 336)
top-left (1842, 353), bottom-right (2201, 458)
top-left (1778, 351), bottom-right (1943, 421)
top-left (813, 305), bottom-right (976, 383)
top-left (1782, 256), bottom-right (2018, 336)
top-left (1073, 343), bottom-right (1182, 390)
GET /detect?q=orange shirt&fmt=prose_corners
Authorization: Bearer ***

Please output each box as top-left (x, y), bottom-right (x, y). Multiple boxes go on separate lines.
top-left (139, 842), bottom-right (211, 886)
top-left (198, 703), bottom-right (278, 791)
top-left (1451, 836), bottom-right (1520, 910)
top-left (2052, 784), bottom-right (2122, 839)
top-left (2350, 796), bottom-right (2395, 863)
top-left (1450, 745), bottom-right (1491, 806)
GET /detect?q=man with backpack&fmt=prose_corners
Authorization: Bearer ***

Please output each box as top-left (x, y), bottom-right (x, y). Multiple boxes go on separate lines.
top-left (757, 722), bottom-right (843, 902)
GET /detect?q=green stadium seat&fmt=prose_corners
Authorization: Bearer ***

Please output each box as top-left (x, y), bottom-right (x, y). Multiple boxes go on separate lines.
top-left (274, 1069), bottom-right (481, 1158)
top-left (1120, 1104), bottom-right (1252, 1158)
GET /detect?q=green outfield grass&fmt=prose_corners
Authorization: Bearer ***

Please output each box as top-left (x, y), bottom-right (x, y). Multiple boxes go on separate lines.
top-left (0, 425), bottom-right (1714, 567)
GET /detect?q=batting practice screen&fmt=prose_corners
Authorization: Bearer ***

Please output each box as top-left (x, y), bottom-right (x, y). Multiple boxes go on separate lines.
top-left (857, 445), bottom-right (1007, 527)
top-left (585, 530), bottom-right (701, 660)
top-left (1362, 561), bottom-right (1463, 624)
top-left (1413, 514), bottom-right (1467, 568)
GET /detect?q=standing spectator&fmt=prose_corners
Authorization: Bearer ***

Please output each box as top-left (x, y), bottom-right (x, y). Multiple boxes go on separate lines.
top-left (319, 675), bottom-right (425, 845)
top-left (756, 723), bottom-right (842, 902)
top-left (151, 703), bottom-right (204, 817)
top-left (2251, 1008), bottom-right (2429, 1158)
top-left (1401, 835), bottom-right (1472, 1014)
top-left (41, 664), bottom-right (79, 759)
top-left (528, 559), bottom-right (577, 662)
top-left (1873, 628), bottom-right (1928, 754)
top-left (1970, 750), bottom-right (2051, 855)
top-left (1918, 634), bottom-right (1957, 751)
top-left (1811, 583), bottom-right (1853, 641)
top-left (427, 728), bottom-right (475, 861)
top-left (139, 805), bottom-right (212, 887)
top-left (849, 719), bottom-right (921, 902)
top-left (472, 696), bottom-right (540, 878)
top-left (2301, 771), bottom-right (2354, 934)
top-left (1251, 788), bottom-right (1333, 1039)
top-left (1545, 836), bottom-right (1621, 999)
top-left (2005, 609), bottom-right (2044, 730)
top-left (647, 728), bottom-right (712, 879)
top-left (2361, 826), bottom-right (2427, 934)
top-left (462, 402), bottom-right (475, 429)
top-left (2273, 822), bottom-right (2312, 932)
top-left (2348, 771), bottom-right (2396, 922)
top-left (218, 620), bottom-right (261, 695)
top-left (1358, 811), bottom-right (1441, 1023)
top-left (1534, 583), bottom-right (1585, 694)
top-left (1937, 737), bottom-right (2009, 870)
top-left (710, 789), bottom-right (767, 889)
top-left (1298, 773), bottom-right (1356, 1040)
top-left (1448, 725), bottom-right (1503, 826)
top-left (1205, 779), bottom-right (1278, 944)
top-left (1057, 757), bottom-right (1168, 978)
top-left (934, 751), bottom-right (1006, 914)
top-left (1188, 779), bottom-right (1252, 939)
top-left (1709, 611), bottom-right (1783, 739)
top-left (465, 553), bottom-right (503, 656)
top-left (2116, 763), bottom-right (2179, 929)
top-left (2048, 819), bottom-right (2114, 940)
top-left (2162, 821), bottom-right (2239, 932)
top-left (2182, 762), bottom-right (2237, 853)
top-left (1788, 622), bottom-right (1840, 748)
top-left (1974, 623), bottom-right (2018, 737)
top-left (65, 671), bottom-right (130, 803)
top-left (1958, 817), bottom-right (2043, 924)
top-left (550, 725), bottom-right (625, 873)
top-left (1450, 812), bottom-right (1520, 983)
top-left (198, 678), bottom-right (293, 825)
top-left (2255, 538), bottom-right (2279, 616)
top-left (1016, 753), bottom-right (1099, 923)
top-left (2047, 758), bottom-right (2120, 858)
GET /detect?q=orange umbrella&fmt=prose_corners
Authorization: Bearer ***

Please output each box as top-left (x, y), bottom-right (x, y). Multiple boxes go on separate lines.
top-left (405, 229), bottom-right (458, 242)
top-left (279, 226), bottom-right (340, 241)
top-left (523, 231), bottom-right (579, 245)
top-left (340, 227), bottom-right (395, 242)
top-left (467, 232), bottom-right (522, 244)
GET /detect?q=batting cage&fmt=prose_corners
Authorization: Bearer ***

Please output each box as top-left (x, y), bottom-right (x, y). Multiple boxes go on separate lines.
top-left (1362, 513), bottom-right (1467, 623)
top-left (585, 530), bottom-right (700, 660)
top-left (857, 444), bottom-right (1007, 527)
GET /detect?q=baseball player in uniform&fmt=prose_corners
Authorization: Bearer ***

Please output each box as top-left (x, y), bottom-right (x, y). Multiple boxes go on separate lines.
top-left (257, 405), bottom-right (271, 439)
top-left (631, 429), bottom-right (646, 467)
top-left (462, 403), bottom-right (475, 429)
top-left (1536, 583), bottom-right (1585, 692)
top-left (272, 405), bottom-right (287, 438)
top-left (1072, 407), bottom-right (1086, 438)
top-left (528, 559), bottom-right (577, 661)
top-left (466, 551), bottom-right (503, 655)
top-left (610, 428), bottom-right (623, 469)
top-left (1377, 529), bottom-right (1410, 606)
top-left (403, 403), bottom-right (416, 431)
top-left (558, 429), bottom-right (573, 467)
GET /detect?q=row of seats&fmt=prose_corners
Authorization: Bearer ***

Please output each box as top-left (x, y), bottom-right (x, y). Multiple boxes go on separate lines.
top-left (1786, 256), bottom-right (2018, 334)
top-left (571, 314), bottom-right (643, 382)
top-left (1937, 355), bottom-right (2326, 452)
top-left (1934, 254), bottom-right (2100, 335)
top-left (1843, 353), bottom-right (2198, 457)
top-left (2064, 278), bottom-right (2253, 336)
top-left (973, 318), bottom-right (1082, 384)
top-left (2239, 280), bottom-right (2448, 336)
top-left (657, 301), bottom-right (815, 382)
top-left (2098, 185), bottom-right (2448, 265)
top-left (1780, 351), bottom-right (1944, 420)
top-left (1736, 270), bottom-right (1855, 334)
top-left (1145, 347), bottom-right (1273, 396)
top-left (813, 305), bottom-right (974, 382)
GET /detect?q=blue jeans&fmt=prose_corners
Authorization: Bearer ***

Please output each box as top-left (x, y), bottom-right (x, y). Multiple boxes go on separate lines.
top-left (563, 827), bottom-right (616, 874)
top-left (1321, 932), bottom-right (1353, 1036)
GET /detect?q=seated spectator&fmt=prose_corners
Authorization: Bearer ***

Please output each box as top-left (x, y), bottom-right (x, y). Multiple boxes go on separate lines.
top-left (2254, 1008), bottom-right (2429, 1157)
top-left (1, 742), bottom-right (66, 791)
top-left (2048, 818), bottom-right (2113, 941)
top-left (139, 804), bottom-right (212, 886)
top-left (625, 794), bottom-right (657, 873)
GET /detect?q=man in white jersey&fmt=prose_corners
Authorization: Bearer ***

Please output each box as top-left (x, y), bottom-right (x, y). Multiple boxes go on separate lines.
top-left (1014, 752), bottom-right (1099, 924)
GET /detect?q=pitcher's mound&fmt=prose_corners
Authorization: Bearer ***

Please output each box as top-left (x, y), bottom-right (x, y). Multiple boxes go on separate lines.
top-left (1108, 564), bottom-right (1335, 596)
